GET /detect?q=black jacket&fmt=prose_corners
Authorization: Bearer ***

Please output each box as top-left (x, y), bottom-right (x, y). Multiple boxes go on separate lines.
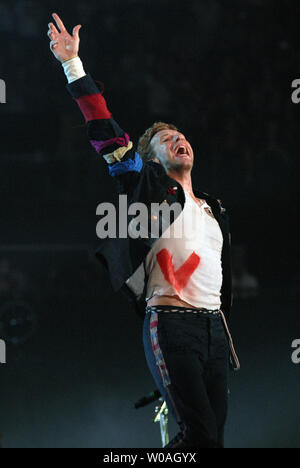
top-left (94, 160), bottom-right (233, 323)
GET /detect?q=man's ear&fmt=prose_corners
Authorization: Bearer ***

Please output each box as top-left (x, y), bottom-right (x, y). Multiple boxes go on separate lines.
top-left (148, 138), bottom-right (160, 164)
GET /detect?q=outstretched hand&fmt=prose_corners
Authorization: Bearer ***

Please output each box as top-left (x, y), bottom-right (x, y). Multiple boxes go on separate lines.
top-left (48, 13), bottom-right (82, 63)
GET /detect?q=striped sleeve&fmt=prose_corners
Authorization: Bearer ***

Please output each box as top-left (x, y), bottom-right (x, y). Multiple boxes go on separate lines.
top-left (66, 74), bottom-right (143, 178)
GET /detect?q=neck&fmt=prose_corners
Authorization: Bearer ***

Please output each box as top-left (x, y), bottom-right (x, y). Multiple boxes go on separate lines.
top-left (167, 168), bottom-right (194, 196)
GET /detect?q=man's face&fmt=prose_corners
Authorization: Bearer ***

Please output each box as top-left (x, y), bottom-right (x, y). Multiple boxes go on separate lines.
top-left (150, 129), bottom-right (194, 172)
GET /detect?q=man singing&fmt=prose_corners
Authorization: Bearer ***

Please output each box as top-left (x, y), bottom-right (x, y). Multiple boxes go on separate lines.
top-left (48, 12), bottom-right (240, 448)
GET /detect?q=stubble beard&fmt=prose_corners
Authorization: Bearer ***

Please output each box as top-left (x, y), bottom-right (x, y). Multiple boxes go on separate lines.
top-left (169, 157), bottom-right (193, 172)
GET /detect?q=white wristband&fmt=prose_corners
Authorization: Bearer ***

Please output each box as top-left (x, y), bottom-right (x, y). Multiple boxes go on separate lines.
top-left (62, 56), bottom-right (86, 84)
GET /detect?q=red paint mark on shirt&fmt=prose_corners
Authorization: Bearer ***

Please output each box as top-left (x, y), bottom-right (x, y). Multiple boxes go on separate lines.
top-left (156, 249), bottom-right (200, 294)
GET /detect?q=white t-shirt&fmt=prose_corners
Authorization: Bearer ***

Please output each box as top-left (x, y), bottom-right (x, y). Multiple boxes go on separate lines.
top-left (145, 190), bottom-right (223, 309)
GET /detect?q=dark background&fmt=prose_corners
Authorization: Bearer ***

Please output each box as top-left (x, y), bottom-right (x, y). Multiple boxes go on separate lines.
top-left (0, 0), bottom-right (299, 448)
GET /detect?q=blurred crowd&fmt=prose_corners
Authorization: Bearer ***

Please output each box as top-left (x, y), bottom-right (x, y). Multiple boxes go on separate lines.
top-left (1, 0), bottom-right (299, 304)
top-left (1, 0), bottom-right (298, 207)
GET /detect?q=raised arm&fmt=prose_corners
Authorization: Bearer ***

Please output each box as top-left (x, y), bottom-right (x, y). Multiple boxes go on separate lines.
top-left (48, 12), bottom-right (81, 63)
top-left (47, 13), bottom-right (143, 194)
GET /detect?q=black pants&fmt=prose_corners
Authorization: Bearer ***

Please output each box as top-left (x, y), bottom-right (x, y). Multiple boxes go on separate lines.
top-left (143, 305), bottom-right (230, 448)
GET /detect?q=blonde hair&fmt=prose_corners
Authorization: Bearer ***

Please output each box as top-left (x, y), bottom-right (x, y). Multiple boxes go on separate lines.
top-left (137, 121), bottom-right (178, 162)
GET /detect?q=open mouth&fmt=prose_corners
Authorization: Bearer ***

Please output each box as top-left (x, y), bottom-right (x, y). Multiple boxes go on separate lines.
top-left (175, 145), bottom-right (190, 158)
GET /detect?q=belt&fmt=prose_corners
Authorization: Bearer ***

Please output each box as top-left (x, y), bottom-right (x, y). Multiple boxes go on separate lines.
top-left (146, 305), bottom-right (220, 315)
